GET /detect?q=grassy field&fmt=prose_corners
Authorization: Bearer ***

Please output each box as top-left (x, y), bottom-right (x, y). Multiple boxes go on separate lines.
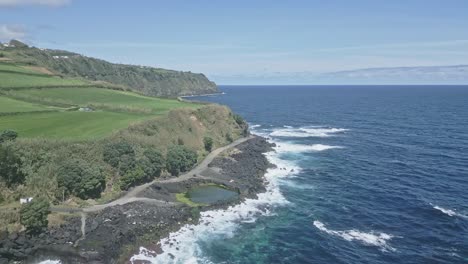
top-left (0, 63), bottom-right (88, 88)
top-left (14, 87), bottom-right (197, 113)
top-left (0, 111), bottom-right (153, 139)
top-left (0, 63), bottom-right (46, 74)
top-left (0, 71), bottom-right (88, 88)
top-left (0, 61), bottom-right (200, 139)
top-left (0, 96), bottom-right (56, 113)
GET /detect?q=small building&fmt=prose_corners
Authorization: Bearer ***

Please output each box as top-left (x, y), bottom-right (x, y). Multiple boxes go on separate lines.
top-left (20, 197), bottom-right (33, 204)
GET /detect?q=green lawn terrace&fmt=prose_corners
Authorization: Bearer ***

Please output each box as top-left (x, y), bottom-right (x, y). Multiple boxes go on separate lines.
top-left (0, 62), bottom-right (88, 89)
top-left (8, 87), bottom-right (197, 114)
top-left (0, 88), bottom-right (199, 139)
top-left (0, 111), bottom-right (151, 140)
top-left (0, 64), bottom-right (200, 139)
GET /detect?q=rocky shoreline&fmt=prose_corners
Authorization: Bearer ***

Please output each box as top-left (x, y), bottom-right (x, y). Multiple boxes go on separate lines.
top-left (0, 136), bottom-right (274, 264)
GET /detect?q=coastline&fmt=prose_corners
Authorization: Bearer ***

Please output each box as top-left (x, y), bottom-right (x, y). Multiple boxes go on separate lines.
top-left (129, 136), bottom-right (275, 263)
top-left (1, 136), bottom-right (275, 264)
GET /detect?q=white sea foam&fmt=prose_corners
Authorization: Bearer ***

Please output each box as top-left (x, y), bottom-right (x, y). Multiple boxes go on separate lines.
top-left (313, 221), bottom-right (395, 252)
top-left (270, 126), bottom-right (348, 138)
top-left (130, 140), bottom-right (298, 264)
top-left (275, 142), bottom-right (343, 153)
top-left (433, 205), bottom-right (467, 218)
top-left (37, 261), bottom-right (61, 264)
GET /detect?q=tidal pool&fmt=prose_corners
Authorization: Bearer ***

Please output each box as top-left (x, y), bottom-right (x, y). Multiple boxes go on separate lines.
top-left (187, 185), bottom-right (238, 204)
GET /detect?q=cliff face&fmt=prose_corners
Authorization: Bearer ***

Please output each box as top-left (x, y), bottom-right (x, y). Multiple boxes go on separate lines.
top-left (3, 41), bottom-right (218, 97)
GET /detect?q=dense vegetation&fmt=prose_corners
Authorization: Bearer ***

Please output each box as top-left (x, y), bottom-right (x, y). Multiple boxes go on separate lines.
top-left (166, 145), bottom-right (198, 176)
top-left (0, 104), bottom-right (248, 232)
top-left (0, 40), bottom-right (248, 233)
top-left (1, 40), bottom-right (218, 97)
top-left (0, 144), bottom-right (24, 187)
top-left (204, 136), bottom-right (213, 151)
top-left (19, 197), bottom-right (50, 233)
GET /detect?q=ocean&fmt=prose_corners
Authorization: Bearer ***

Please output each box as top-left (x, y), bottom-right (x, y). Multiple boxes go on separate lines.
top-left (132, 85), bottom-right (468, 264)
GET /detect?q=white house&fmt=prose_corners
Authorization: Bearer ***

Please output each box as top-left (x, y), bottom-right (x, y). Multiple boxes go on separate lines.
top-left (20, 197), bottom-right (33, 204)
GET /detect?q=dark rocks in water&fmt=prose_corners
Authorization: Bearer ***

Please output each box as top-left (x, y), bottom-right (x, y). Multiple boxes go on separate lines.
top-left (0, 216), bottom-right (82, 262)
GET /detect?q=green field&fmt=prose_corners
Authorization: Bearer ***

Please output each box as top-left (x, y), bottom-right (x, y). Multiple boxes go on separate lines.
top-left (14, 87), bottom-right (197, 113)
top-left (0, 97), bottom-right (54, 113)
top-left (0, 60), bottom-right (200, 139)
top-left (0, 63), bottom-right (88, 88)
top-left (0, 111), bottom-right (152, 139)
top-left (0, 71), bottom-right (88, 88)
top-left (0, 63), bottom-right (45, 74)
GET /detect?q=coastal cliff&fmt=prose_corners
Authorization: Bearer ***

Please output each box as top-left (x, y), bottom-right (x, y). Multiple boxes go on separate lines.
top-left (1, 40), bottom-right (218, 97)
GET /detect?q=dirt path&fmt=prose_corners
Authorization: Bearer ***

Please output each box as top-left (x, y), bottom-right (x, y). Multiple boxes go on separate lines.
top-left (50, 136), bottom-right (253, 242)
top-left (82, 135), bottom-right (253, 212)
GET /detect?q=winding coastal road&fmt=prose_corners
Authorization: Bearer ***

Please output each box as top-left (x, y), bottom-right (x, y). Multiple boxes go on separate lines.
top-left (51, 135), bottom-right (253, 243)
top-left (52, 135), bottom-right (253, 214)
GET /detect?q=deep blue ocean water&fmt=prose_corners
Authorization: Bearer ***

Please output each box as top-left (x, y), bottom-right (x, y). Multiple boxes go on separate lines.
top-left (132, 85), bottom-right (468, 264)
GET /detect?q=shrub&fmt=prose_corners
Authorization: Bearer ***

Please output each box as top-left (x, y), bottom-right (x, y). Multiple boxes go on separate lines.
top-left (166, 145), bottom-right (197, 176)
top-left (20, 197), bottom-right (50, 233)
top-left (119, 166), bottom-right (147, 190)
top-left (203, 136), bottom-right (213, 151)
top-left (56, 159), bottom-right (105, 199)
top-left (142, 148), bottom-right (165, 177)
top-left (225, 133), bottom-right (233, 143)
top-left (0, 130), bottom-right (18, 143)
top-left (233, 114), bottom-right (245, 126)
top-left (0, 145), bottom-right (24, 187)
top-left (103, 142), bottom-right (135, 168)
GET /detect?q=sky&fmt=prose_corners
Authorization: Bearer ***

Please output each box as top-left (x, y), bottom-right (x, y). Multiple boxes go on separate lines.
top-left (1, 0), bottom-right (468, 84)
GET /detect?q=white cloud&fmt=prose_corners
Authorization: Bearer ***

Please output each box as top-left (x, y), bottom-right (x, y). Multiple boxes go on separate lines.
top-left (0, 0), bottom-right (70, 7)
top-left (0, 24), bottom-right (27, 41)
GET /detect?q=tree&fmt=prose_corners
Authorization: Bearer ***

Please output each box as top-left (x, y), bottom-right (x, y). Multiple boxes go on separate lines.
top-left (0, 145), bottom-right (24, 187)
top-left (119, 166), bottom-right (146, 190)
top-left (0, 130), bottom-right (18, 143)
top-left (142, 148), bottom-right (165, 177)
top-left (56, 159), bottom-right (105, 199)
top-left (103, 142), bottom-right (135, 168)
top-left (203, 137), bottom-right (213, 152)
top-left (20, 197), bottom-right (50, 233)
top-left (233, 114), bottom-right (245, 126)
top-left (225, 133), bottom-right (233, 143)
top-left (166, 145), bottom-right (197, 176)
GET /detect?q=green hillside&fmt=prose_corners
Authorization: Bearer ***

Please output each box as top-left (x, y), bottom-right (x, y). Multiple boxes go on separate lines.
top-left (1, 40), bottom-right (218, 97)
top-left (0, 58), bottom-right (200, 139)
top-left (0, 62), bottom-right (88, 88)
top-left (0, 111), bottom-right (149, 139)
top-left (10, 87), bottom-right (197, 114)
top-left (0, 97), bottom-right (53, 113)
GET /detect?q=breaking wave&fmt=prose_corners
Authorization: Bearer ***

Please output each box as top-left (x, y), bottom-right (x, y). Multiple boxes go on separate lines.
top-left (269, 126), bottom-right (348, 138)
top-left (275, 142), bottom-right (343, 152)
top-left (130, 137), bottom-right (298, 263)
top-left (433, 205), bottom-right (467, 218)
top-left (313, 221), bottom-right (396, 252)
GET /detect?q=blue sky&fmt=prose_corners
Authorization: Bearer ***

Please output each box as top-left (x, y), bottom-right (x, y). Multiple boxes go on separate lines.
top-left (1, 0), bottom-right (468, 83)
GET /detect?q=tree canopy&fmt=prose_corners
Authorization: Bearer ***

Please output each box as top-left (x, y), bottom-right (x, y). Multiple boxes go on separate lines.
top-left (20, 197), bottom-right (50, 233)
top-left (203, 136), bottom-right (213, 151)
top-left (0, 145), bottom-right (24, 187)
top-left (166, 145), bottom-right (197, 176)
top-left (56, 158), bottom-right (105, 199)
top-left (0, 130), bottom-right (18, 143)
